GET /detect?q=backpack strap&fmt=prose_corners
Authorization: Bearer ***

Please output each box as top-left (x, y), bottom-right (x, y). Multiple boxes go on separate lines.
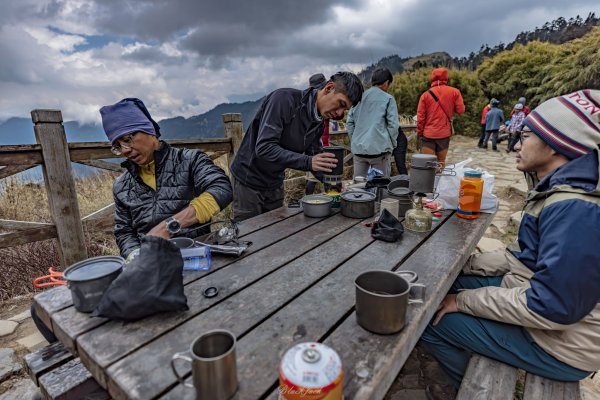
top-left (427, 89), bottom-right (440, 103)
top-left (427, 89), bottom-right (452, 121)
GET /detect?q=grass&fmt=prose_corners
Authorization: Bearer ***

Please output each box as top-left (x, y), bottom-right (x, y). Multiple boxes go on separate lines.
top-left (0, 172), bottom-right (119, 301)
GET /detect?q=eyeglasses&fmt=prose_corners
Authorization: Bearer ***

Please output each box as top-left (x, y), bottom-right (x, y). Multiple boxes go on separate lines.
top-left (111, 133), bottom-right (137, 156)
top-left (519, 129), bottom-right (532, 145)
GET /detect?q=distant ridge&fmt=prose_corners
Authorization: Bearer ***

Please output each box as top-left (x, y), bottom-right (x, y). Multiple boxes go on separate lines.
top-left (0, 97), bottom-right (264, 145)
top-left (357, 12), bottom-right (600, 77)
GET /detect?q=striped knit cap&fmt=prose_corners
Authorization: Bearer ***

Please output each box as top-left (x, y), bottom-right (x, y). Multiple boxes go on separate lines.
top-left (523, 89), bottom-right (600, 159)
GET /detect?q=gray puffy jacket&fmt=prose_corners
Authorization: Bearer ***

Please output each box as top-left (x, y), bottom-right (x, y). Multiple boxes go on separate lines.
top-left (113, 141), bottom-right (232, 257)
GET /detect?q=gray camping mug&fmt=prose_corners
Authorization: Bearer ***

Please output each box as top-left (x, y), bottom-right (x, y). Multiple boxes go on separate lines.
top-left (171, 329), bottom-right (238, 400)
top-left (355, 270), bottom-right (425, 334)
top-left (169, 237), bottom-right (195, 249)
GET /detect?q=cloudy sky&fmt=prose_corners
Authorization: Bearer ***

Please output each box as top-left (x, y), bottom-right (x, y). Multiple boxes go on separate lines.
top-left (0, 0), bottom-right (598, 123)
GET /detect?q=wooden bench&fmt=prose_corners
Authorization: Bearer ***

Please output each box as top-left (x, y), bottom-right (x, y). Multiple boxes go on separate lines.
top-left (457, 354), bottom-right (582, 400)
top-left (24, 342), bottom-right (110, 400)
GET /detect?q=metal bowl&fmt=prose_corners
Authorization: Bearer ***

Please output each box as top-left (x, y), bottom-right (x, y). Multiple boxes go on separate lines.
top-left (300, 194), bottom-right (333, 218)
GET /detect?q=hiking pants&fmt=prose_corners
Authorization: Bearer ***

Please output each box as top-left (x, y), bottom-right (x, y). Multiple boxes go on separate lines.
top-left (420, 275), bottom-right (591, 388)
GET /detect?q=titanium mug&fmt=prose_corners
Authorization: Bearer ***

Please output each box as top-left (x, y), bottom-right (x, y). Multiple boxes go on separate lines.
top-left (171, 329), bottom-right (238, 400)
top-left (169, 237), bottom-right (195, 249)
top-left (355, 270), bottom-right (425, 334)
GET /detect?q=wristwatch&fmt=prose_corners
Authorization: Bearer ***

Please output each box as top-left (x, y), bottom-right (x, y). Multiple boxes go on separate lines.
top-left (165, 217), bottom-right (182, 235)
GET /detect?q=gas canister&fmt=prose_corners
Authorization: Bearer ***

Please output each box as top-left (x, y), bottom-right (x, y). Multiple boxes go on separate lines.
top-left (279, 342), bottom-right (343, 400)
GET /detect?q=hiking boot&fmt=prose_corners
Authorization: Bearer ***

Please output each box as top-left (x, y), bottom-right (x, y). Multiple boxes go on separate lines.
top-left (425, 383), bottom-right (458, 400)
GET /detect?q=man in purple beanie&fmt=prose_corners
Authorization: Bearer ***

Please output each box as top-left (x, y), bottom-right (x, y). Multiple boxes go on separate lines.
top-left (100, 98), bottom-right (232, 258)
top-left (30, 98), bottom-right (233, 346)
top-left (419, 90), bottom-right (600, 398)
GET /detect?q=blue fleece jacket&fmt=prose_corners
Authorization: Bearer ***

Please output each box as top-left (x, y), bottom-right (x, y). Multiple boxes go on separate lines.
top-left (485, 106), bottom-right (505, 131)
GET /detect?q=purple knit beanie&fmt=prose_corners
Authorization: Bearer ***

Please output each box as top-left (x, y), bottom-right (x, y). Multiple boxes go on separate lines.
top-left (99, 98), bottom-right (157, 143)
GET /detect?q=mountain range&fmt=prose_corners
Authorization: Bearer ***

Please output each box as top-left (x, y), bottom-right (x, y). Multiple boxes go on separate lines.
top-left (0, 98), bottom-right (264, 145)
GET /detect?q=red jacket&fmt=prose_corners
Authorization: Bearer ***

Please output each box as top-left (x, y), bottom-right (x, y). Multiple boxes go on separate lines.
top-left (417, 68), bottom-right (465, 139)
top-left (480, 104), bottom-right (491, 125)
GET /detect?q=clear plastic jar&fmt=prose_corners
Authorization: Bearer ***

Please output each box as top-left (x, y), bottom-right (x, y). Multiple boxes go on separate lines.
top-left (457, 170), bottom-right (484, 219)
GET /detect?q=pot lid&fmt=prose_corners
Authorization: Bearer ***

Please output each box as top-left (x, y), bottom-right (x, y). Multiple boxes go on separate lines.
top-left (410, 154), bottom-right (438, 168)
top-left (341, 191), bottom-right (376, 202)
top-left (389, 187), bottom-right (412, 196)
top-left (63, 255), bottom-right (124, 282)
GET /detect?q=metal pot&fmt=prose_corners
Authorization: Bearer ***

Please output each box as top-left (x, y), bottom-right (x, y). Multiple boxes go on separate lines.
top-left (63, 255), bottom-right (124, 313)
top-left (341, 190), bottom-right (376, 219)
top-left (409, 154), bottom-right (438, 194)
top-left (300, 194), bottom-right (333, 218)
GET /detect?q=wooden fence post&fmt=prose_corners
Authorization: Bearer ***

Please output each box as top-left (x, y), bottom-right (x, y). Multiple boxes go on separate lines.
top-left (31, 110), bottom-right (88, 267)
top-left (223, 113), bottom-right (244, 169)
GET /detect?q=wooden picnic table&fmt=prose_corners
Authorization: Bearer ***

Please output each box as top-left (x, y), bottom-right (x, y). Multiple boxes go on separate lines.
top-left (34, 206), bottom-right (492, 400)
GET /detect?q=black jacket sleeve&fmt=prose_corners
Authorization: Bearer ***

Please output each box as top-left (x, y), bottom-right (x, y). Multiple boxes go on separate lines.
top-left (113, 188), bottom-right (140, 258)
top-left (255, 91), bottom-right (312, 171)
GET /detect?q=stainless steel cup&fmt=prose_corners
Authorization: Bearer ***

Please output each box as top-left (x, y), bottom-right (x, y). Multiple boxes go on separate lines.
top-left (170, 237), bottom-right (195, 249)
top-left (355, 270), bottom-right (425, 334)
top-left (171, 329), bottom-right (238, 400)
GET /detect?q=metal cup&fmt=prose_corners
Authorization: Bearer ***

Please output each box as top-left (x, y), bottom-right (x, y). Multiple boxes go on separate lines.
top-left (355, 270), bottom-right (425, 334)
top-left (170, 237), bottom-right (195, 249)
top-left (171, 329), bottom-right (238, 400)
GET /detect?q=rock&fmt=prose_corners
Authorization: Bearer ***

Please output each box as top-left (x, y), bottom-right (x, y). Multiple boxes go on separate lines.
top-left (399, 373), bottom-right (420, 389)
top-left (0, 348), bottom-right (23, 382)
top-left (387, 389), bottom-right (428, 400)
top-left (510, 211), bottom-right (523, 226)
top-left (0, 321), bottom-right (18, 337)
top-left (508, 181), bottom-right (528, 196)
top-left (16, 332), bottom-right (47, 352)
top-left (400, 351), bottom-right (420, 372)
top-left (423, 360), bottom-right (454, 386)
top-left (0, 378), bottom-right (39, 400)
top-left (477, 237), bottom-right (505, 253)
top-left (8, 310), bottom-right (31, 323)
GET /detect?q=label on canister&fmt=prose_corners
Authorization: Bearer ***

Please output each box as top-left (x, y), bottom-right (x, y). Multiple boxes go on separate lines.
top-left (279, 342), bottom-right (343, 400)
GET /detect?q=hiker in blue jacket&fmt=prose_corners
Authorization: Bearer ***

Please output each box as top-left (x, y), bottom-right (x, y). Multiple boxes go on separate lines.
top-left (482, 98), bottom-right (504, 151)
top-left (421, 90), bottom-right (600, 396)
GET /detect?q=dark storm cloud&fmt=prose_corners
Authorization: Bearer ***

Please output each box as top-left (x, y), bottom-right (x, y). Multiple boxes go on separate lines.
top-left (35, 0), bottom-right (598, 66)
top-left (88, 0), bottom-right (360, 42)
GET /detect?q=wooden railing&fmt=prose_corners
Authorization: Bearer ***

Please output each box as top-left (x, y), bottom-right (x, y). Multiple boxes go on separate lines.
top-left (0, 109), bottom-right (415, 267)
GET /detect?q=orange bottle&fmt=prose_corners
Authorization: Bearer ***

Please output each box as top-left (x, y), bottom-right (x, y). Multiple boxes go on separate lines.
top-left (457, 170), bottom-right (484, 219)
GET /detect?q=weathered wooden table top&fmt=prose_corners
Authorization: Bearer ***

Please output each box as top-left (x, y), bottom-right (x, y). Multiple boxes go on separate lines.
top-left (34, 207), bottom-right (492, 400)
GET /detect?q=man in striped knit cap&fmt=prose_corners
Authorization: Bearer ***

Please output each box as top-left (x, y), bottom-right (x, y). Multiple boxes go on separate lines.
top-left (420, 89), bottom-right (600, 397)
